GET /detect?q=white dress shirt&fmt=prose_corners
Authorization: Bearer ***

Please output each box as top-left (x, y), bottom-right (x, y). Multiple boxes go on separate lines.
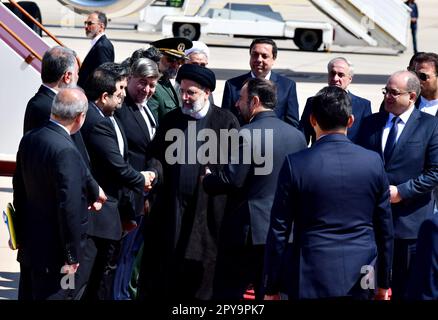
top-left (90, 33), bottom-right (104, 48)
top-left (251, 71), bottom-right (272, 80)
top-left (419, 96), bottom-right (438, 116)
top-left (109, 116), bottom-right (124, 157)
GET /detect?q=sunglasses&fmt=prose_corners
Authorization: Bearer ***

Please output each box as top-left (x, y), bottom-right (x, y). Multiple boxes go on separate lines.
top-left (416, 72), bottom-right (437, 81)
top-left (84, 21), bottom-right (100, 26)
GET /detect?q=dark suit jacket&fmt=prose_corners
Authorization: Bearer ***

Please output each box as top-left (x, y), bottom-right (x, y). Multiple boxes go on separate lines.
top-left (13, 121), bottom-right (90, 270)
top-left (115, 93), bottom-right (156, 171)
top-left (78, 35), bottom-right (114, 88)
top-left (23, 85), bottom-right (98, 195)
top-left (264, 134), bottom-right (393, 299)
top-left (221, 71), bottom-right (299, 128)
top-left (23, 85), bottom-right (54, 135)
top-left (300, 91), bottom-right (371, 144)
top-left (203, 110), bottom-right (307, 245)
top-left (81, 103), bottom-right (145, 240)
top-left (358, 109), bottom-right (438, 239)
top-left (406, 215), bottom-right (438, 300)
top-left (115, 92), bottom-right (158, 215)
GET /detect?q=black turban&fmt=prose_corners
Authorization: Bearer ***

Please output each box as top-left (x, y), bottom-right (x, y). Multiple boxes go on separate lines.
top-left (176, 64), bottom-right (216, 91)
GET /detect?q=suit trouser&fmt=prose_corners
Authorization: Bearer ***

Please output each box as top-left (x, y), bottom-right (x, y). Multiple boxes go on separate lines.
top-left (18, 264), bottom-right (83, 300)
top-left (19, 265), bottom-right (63, 300)
top-left (213, 244), bottom-right (265, 300)
top-left (391, 238), bottom-right (417, 300)
top-left (77, 235), bottom-right (121, 300)
top-left (19, 234), bottom-right (89, 300)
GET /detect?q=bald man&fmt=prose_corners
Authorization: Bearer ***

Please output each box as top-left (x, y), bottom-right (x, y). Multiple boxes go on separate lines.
top-left (14, 88), bottom-right (102, 300)
top-left (358, 70), bottom-right (438, 299)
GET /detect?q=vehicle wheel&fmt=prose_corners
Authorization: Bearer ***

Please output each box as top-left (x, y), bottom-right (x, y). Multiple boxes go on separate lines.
top-left (293, 29), bottom-right (322, 51)
top-left (4, 2), bottom-right (43, 37)
top-left (172, 23), bottom-right (200, 41)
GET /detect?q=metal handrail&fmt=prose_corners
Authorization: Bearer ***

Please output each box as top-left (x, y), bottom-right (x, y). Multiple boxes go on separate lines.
top-left (8, 0), bottom-right (65, 47)
top-left (6, 0), bottom-right (82, 67)
top-left (0, 20), bottom-right (42, 62)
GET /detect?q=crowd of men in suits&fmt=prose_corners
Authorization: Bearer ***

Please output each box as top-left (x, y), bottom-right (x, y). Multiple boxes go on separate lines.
top-left (11, 10), bottom-right (438, 301)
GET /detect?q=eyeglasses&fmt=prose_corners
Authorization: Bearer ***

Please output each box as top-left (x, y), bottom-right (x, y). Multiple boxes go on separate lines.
top-left (382, 87), bottom-right (411, 97)
top-left (84, 21), bottom-right (99, 26)
top-left (416, 72), bottom-right (437, 81)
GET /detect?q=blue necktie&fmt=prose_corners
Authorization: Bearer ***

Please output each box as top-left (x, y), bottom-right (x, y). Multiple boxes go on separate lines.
top-left (384, 116), bottom-right (400, 163)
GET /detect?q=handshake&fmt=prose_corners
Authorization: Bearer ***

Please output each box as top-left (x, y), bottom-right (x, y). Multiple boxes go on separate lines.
top-left (142, 170), bottom-right (156, 192)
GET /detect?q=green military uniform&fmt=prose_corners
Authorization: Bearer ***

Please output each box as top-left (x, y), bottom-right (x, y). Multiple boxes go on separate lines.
top-left (148, 78), bottom-right (181, 123)
top-left (148, 37), bottom-right (193, 122)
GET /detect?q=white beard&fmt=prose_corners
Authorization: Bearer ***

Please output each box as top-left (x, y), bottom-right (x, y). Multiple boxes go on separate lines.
top-left (181, 95), bottom-right (209, 119)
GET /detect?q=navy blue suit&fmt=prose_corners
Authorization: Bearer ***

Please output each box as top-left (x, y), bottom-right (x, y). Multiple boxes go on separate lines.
top-left (203, 110), bottom-right (307, 299)
top-left (264, 134), bottom-right (393, 299)
top-left (222, 72), bottom-right (299, 128)
top-left (406, 215), bottom-right (438, 300)
top-left (78, 35), bottom-right (114, 88)
top-left (358, 109), bottom-right (438, 239)
top-left (300, 91), bottom-right (371, 144)
top-left (358, 108), bottom-right (438, 298)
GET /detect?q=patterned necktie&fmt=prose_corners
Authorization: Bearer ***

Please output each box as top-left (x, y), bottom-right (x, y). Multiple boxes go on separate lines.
top-left (384, 116), bottom-right (400, 163)
top-left (143, 106), bottom-right (157, 138)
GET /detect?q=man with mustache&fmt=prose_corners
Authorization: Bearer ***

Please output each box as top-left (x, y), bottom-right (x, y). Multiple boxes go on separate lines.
top-left (148, 37), bottom-right (192, 122)
top-left (222, 38), bottom-right (299, 128)
top-left (78, 11), bottom-right (114, 88)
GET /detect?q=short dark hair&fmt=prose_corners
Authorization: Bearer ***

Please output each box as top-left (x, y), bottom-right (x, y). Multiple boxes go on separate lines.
top-left (84, 63), bottom-right (125, 101)
top-left (131, 47), bottom-right (162, 64)
top-left (41, 46), bottom-right (77, 83)
top-left (93, 11), bottom-right (108, 28)
top-left (413, 52), bottom-right (438, 74)
top-left (249, 38), bottom-right (277, 59)
top-left (98, 62), bottom-right (130, 81)
top-left (245, 78), bottom-right (277, 110)
top-left (407, 51), bottom-right (425, 71)
top-left (311, 86), bottom-right (352, 131)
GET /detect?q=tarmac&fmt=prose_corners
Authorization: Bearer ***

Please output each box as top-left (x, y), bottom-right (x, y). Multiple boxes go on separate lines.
top-left (0, 0), bottom-right (437, 300)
